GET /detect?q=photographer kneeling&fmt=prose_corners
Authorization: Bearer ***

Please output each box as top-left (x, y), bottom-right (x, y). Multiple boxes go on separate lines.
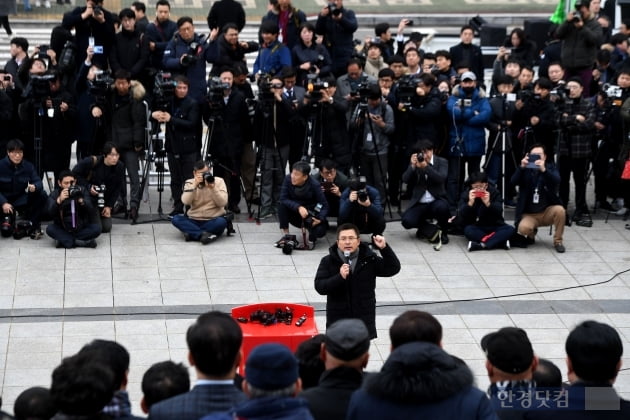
top-left (171, 160), bottom-right (228, 244)
top-left (45, 170), bottom-right (101, 249)
top-left (338, 176), bottom-right (386, 235)
top-left (73, 142), bottom-right (126, 233)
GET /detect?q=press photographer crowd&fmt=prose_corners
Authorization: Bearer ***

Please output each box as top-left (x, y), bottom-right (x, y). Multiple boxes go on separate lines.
top-left (1, 0), bottom-right (630, 254)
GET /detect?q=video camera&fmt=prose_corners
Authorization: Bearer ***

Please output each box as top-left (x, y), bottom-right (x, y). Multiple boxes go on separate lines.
top-left (88, 70), bottom-right (113, 99)
top-left (306, 74), bottom-right (329, 101)
top-left (349, 75), bottom-right (371, 100)
top-left (153, 71), bottom-right (177, 111)
top-left (24, 73), bottom-right (55, 100)
top-left (397, 74), bottom-right (417, 108)
top-left (255, 76), bottom-right (276, 106)
top-left (207, 76), bottom-right (230, 105)
top-left (550, 83), bottom-right (570, 103)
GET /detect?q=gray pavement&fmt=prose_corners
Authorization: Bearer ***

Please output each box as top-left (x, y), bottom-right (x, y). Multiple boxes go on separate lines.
top-left (0, 185), bottom-right (629, 416)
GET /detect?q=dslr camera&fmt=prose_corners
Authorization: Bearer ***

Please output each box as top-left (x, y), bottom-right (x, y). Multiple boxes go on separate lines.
top-left (181, 41), bottom-right (204, 67)
top-left (67, 185), bottom-right (84, 199)
top-left (416, 151), bottom-right (425, 163)
top-left (350, 176), bottom-right (368, 202)
top-left (203, 172), bottom-right (215, 184)
top-left (327, 2), bottom-right (342, 16)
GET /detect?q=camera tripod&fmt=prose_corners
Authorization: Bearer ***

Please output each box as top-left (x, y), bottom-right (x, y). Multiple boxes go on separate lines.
top-left (483, 123), bottom-right (513, 211)
top-left (202, 110), bottom-right (252, 216)
top-left (32, 102), bottom-right (54, 192)
top-left (351, 102), bottom-right (394, 219)
top-left (249, 100), bottom-right (286, 223)
top-left (134, 123), bottom-right (170, 224)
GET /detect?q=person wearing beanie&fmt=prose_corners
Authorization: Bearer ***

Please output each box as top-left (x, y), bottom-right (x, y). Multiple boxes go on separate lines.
top-left (202, 343), bottom-right (314, 420)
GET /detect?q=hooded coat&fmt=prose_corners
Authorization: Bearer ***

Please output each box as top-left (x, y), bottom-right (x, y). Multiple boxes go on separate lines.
top-left (447, 85), bottom-right (492, 157)
top-left (346, 342), bottom-right (498, 420)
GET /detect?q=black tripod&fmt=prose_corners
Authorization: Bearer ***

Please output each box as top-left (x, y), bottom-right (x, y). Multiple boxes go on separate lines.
top-left (202, 108), bottom-right (251, 216)
top-left (301, 101), bottom-right (322, 163)
top-left (351, 101), bottom-right (394, 218)
top-left (134, 123), bottom-right (170, 224)
top-left (483, 123), bottom-right (512, 211)
top-left (249, 99), bottom-right (284, 223)
top-left (32, 102), bottom-right (54, 192)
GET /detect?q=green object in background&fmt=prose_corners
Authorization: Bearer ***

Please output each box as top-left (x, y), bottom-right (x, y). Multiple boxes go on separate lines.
top-left (549, 0), bottom-right (577, 24)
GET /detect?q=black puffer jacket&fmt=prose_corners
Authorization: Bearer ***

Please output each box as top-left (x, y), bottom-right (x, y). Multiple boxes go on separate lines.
top-left (314, 242), bottom-right (400, 338)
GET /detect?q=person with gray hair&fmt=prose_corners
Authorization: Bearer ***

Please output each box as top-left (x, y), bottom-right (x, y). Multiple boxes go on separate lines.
top-left (201, 343), bottom-right (314, 420)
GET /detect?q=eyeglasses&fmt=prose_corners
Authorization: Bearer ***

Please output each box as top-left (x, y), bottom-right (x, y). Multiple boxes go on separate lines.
top-left (338, 236), bottom-right (358, 241)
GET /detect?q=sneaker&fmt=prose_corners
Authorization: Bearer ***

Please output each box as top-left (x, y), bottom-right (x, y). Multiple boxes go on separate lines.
top-left (615, 207), bottom-right (629, 217)
top-left (613, 198), bottom-right (624, 211)
top-left (554, 243), bottom-right (566, 253)
top-left (199, 232), bottom-right (217, 245)
top-left (75, 239), bottom-right (97, 248)
top-left (307, 239), bottom-right (316, 250)
top-left (29, 229), bottom-right (43, 240)
top-left (468, 241), bottom-right (484, 252)
top-left (258, 207), bottom-right (273, 219)
top-left (183, 233), bottom-right (192, 242)
top-left (503, 240), bottom-right (511, 250)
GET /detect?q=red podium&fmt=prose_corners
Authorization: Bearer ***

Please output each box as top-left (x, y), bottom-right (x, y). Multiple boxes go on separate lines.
top-left (231, 303), bottom-right (319, 374)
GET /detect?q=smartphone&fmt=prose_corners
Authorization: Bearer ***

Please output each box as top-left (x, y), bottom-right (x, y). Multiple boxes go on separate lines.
top-left (474, 190), bottom-right (485, 198)
top-left (3, 75), bottom-right (10, 81)
top-left (527, 153), bottom-right (540, 169)
top-left (407, 20), bottom-right (414, 26)
top-left (88, 36), bottom-right (95, 47)
top-left (322, 181), bottom-right (333, 191)
top-left (93, 45), bottom-right (104, 54)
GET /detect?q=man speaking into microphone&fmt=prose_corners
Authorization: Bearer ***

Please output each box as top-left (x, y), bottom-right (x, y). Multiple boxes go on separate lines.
top-left (314, 223), bottom-right (400, 339)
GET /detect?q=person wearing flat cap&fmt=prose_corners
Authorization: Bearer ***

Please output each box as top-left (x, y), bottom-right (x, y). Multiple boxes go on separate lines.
top-left (201, 343), bottom-right (314, 420)
top-left (481, 327), bottom-right (538, 419)
top-left (300, 319), bottom-right (370, 420)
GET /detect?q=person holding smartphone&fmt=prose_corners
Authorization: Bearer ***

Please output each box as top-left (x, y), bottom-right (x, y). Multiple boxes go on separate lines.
top-left (458, 171), bottom-right (514, 251)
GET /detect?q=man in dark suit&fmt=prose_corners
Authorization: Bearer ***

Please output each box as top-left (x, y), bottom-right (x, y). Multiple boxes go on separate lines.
top-left (449, 25), bottom-right (484, 82)
top-left (148, 311), bottom-right (246, 420)
top-left (400, 139), bottom-right (451, 245)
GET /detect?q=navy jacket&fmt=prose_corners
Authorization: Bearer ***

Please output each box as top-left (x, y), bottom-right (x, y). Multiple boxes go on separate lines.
top-left (0, 156), bottom-right (43, 207)
top-left (148, 383), bottom-right (246, 420)
top-left (201, 396), bottom-right (313, 420)
top-left (163, 33), bottom-right (214, 103)
top-left (279, 175), bottom-right (329, 221)
top-left (315, 8), bottom-right (358, 75)
top-left (145, 18), bottom-right (178, 70)
top-left (346, 342), bottom-right (498, 420)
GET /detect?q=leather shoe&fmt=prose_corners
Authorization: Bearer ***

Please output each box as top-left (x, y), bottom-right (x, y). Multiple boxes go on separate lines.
top-left (554, 243), bottom-right (566, 253)
top-left (129, 207), bottom-right (138, 222)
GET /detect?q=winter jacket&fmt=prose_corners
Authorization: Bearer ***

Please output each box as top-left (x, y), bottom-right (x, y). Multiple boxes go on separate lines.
top-left (145, 18), bottom-right (178, 70)
top-left (314, 241), bottom-right (400, 338)
top-left (511, 162), bottom-right (563, 226)
top-left (253, 40), bottom-right (292, 77)
top-left (279, 175), bottom-right (329, 221)
top-left (261, 7), bottom-right (307, 50)
top-left (109, 28), bottom-right (150, 80)
top-left (207, 0), bottom-right (246, 32)
top-left (0, 156), bottom-right (43, 207)
top-left (207, 34), bottom-right (258, 77)
top-left (291, 42), bottom-right (332, 87)
top-left (315, 7), bottom-right (358, 75)
top-left (162, 95), bottom-right (200, 156)
top-left (447, 86), bottom-right (492, 157)
top-left (556, 16), bottom-right (603, 69)
top-left (94, 82), bottom-right (146, 151)
top-left (46, 186), bottom-right (99, 233)
top-left (201, 397), bottom-right (314, 420)
top-left (73, 156), bottom-right (126, 209)
top-left (407, 87), bottom-right (443, 148)
top-left (162, 33), bottom-right (213, 103)
top-left (555, 96), bottom-right (596, 159)
top-left (346, 342), bottom-right (499, 420)
top-left (299, 366), bottom-right (363, 420)
top-left (62, 6), bottom-right (116, 69)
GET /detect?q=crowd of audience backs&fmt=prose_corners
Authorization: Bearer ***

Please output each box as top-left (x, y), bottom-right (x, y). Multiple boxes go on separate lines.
top-left (0, 311), bottom-right (626, 419)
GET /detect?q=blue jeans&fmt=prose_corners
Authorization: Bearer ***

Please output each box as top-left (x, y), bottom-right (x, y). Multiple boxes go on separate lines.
top-left (46, 223), bottom-right (101, 248)
top-left (171, 215), bottom-right (227, 240)
top-left (463, 224), bottom-right (515, 249)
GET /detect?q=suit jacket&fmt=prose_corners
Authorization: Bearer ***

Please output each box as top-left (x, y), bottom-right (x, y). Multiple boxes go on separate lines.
top-left (148, 383), bottom-right (246, 420)
top-left (449, 42), bottom-right (484, 82)
top-left (402, 155), bottom-right (448, 206)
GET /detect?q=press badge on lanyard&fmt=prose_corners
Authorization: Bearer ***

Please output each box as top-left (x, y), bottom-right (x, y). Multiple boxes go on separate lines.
top-left (533, 188), bottom-right (539, 204)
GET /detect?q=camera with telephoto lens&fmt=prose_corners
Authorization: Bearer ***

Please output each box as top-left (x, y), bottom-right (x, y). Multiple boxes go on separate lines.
top-left (327, 2), bottom-right (342, 16)
top-left (25, 73), bottom-right (55, 100)
top-left (93, 184), bottom-right (106, 208)
top-left (67, 185), bottom-right (83, 199)
top-left (350, 75), bottom-right (371, 99)
top-left (203, 172), bottom-right (215, 184)
top-left (181, 41), bottom-right (204, 67)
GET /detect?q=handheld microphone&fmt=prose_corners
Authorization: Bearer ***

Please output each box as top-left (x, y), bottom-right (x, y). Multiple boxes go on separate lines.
top-left (343, 250), bottom-right (351, 266)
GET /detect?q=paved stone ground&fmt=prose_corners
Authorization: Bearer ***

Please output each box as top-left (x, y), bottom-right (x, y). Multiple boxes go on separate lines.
top-left (0, 183), bottom-right (629, 416)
